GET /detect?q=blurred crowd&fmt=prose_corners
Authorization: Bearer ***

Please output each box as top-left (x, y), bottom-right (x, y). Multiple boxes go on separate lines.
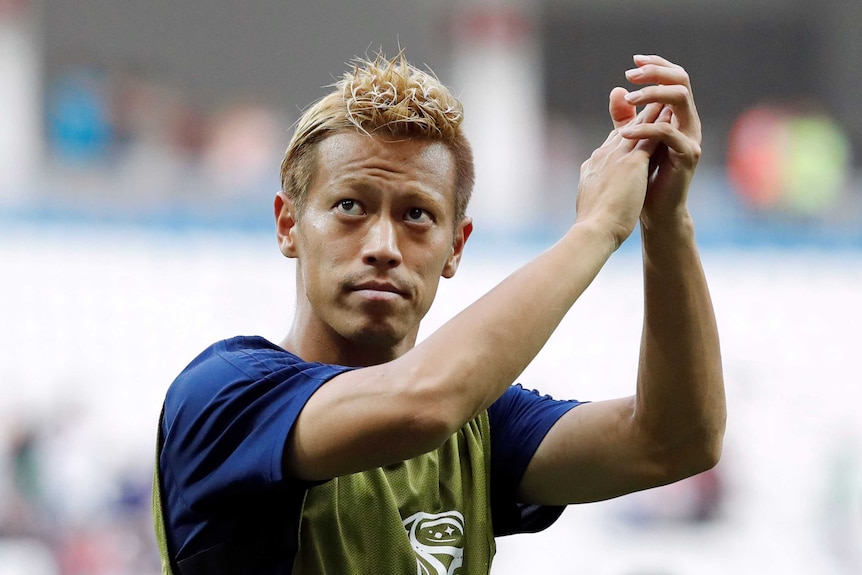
top-left (0, 409), bottom-right (159, 575)
top-left (32, 60), bottom-right (288, 217)
top-left (0, 404), bottom-right (732, 575)
top-left (1, 4), bottom-right (860, 574)
top-left (25, 59), bottom-right (862, 243)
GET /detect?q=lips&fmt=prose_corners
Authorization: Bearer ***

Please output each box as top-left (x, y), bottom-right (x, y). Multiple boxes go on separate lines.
top-left (350, 280), bottom-right (409, 298)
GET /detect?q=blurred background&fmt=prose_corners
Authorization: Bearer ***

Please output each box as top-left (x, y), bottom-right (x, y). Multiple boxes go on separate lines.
top-left (1, 0), bottom-right (860, 573)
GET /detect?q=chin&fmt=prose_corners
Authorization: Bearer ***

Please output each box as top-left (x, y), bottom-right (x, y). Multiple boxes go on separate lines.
top-left (353, 329), bottom-right (402, 348)
top-left (344, 321), bottom-right (412, 349)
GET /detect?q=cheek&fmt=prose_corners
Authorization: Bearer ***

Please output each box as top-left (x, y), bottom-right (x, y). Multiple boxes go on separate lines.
top-left (300, 257), bottom-right (339, 295)
top-left (412, 251), bottom-right (450, 302)
top-left (296, 244), bottom-right (337, 297)
top-left (297, 221), bottom-right (355, 269)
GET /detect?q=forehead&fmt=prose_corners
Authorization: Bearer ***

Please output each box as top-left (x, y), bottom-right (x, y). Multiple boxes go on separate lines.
top-left (313, 131), bottom-right (456, 200)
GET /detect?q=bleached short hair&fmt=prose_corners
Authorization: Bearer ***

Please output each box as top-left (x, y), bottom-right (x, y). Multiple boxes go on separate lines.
top-left (280, 53), bottom-right (474, 224)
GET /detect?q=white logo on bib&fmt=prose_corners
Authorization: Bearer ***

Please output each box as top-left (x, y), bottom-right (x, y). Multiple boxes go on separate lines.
top-left (402, 510), bottom-right (465, 575)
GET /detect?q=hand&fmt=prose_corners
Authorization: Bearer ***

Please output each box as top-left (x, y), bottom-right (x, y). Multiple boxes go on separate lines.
top-left (575, 103), bottom-right (664, 249)
top-left (612, 55), bottom-right (703, 227)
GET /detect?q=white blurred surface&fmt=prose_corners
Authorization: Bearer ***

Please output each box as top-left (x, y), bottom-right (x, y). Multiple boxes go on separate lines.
top-left (0, 539), bottom-right (56, 575)
top-left (2, 227), bottom-right (861, 574)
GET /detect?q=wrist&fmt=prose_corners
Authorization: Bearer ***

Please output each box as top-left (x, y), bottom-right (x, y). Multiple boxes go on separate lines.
top-left (568, 219), bottom-right (623, 257)
top-left (639, 210), bottom-right (699, 268)
top-left (639, 207), bottom-right (694, 236)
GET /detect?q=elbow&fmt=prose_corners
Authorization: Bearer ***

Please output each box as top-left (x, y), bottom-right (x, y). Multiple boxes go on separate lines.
top-left (696, 406), bottom-right (728, 473)
top-left (394, 376), bottom-right (469, 457)
top-left (639, 406), bottom-right (726, 484)
top-left (405, 409), bottom-right (460, 455)
top-left (688, 433), bottom-right (724, 475)
top-left (385, 353), bottom-right (489, 458)
top-left (668, 424), bottom-right (726, 481)
top-left (666, 398), bottom-right (727, 479)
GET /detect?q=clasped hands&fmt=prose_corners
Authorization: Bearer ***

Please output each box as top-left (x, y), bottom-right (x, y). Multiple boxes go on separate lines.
top-left (575, 55), bottom-right (702, 248)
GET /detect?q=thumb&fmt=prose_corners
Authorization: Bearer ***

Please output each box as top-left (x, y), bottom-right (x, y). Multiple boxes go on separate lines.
top-left (609, 87), bottom-right (636, 129)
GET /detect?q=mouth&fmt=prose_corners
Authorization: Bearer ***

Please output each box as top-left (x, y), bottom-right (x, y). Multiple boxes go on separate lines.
top-left (349, 281), bottom-right (409, 300)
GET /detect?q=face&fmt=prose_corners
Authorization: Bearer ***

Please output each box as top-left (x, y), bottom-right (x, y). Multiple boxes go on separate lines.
top-left (276, 131), bottom-right (472, 361)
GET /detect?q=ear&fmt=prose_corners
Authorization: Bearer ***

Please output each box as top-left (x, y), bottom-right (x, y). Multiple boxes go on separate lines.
top-left (274, 191), bottom-right (299, 258)
top-left (442, 216), bottom-right (473, 279)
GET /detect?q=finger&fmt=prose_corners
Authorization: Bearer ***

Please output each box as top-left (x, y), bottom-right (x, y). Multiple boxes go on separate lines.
top-left (625, 102), bottom-right (664, 130)
top-left (628, 54), bottom-right (687, 86)
top-left (612, 102), bottom-right (664, 152)
top-left (624, 54), bottom-right (696, 131)
top-left (629, 105), bottom-right (669, 156)
top-left (626, 65), bottom-right (691, 92)
top-left (609, 87), bottom-right (636, 130)
top-left (622, 106), bottom-right (671, 138)
top-left (625, 85), bottom-right (690, 110)
top-left (624, 84), bottom-right (699, 136)
top-left (634, 54), bottom-right (683, 70)
top-left (633, 102), bottom-right (664, 124)
top-left (620, 109), bottom-right (698, 160)
top-left (599, 102), bottom-right (663, 154)
top-left (625, 55), bottom-right (692, 96)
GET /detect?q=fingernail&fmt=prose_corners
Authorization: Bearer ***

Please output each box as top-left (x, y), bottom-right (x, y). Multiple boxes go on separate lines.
top-left (619, 127), bottom-right (634, 136)
top-left (625, 68), bottom-right (643, 79)
top-left (624, 90), bottom-right (640, 102)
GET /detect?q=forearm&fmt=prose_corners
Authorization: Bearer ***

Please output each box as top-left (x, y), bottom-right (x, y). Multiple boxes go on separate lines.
top-left (400, 221), bottom-right (616, 429)
top-left (635, 213), bottom-right (726, 471)
top-left (287, 112), bottom-right (659, 480)
top-left (290, 223), bottom-right (618, 480)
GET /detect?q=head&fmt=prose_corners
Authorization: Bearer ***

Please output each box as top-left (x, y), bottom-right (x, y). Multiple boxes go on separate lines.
top-left (280, 53), bottom-right (474, 225)
top-left (275, 54), bottom-right (475, 365)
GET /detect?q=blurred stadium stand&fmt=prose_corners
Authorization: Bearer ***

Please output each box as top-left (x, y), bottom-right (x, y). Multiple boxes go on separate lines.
top-left (1, 1), bottom-right (861, 574)
top-left (0, 0), bottom-right (859, 245)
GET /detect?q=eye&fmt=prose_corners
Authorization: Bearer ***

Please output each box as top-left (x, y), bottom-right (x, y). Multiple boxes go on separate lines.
top-left (405, 207), bottom-right (433, 224)
top-left (335, 199), bottom-right (363, 215)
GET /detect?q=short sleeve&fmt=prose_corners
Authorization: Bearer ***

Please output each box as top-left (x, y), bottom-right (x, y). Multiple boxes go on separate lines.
top-left (159, 336), bottom-right (353, 560)
top-left (488, 384), bottom-right (584, 536)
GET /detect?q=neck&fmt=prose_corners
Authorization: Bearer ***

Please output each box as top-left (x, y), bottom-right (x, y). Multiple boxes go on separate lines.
top-left (279, 311), bottom-right (417, 367)
top-left (279, 329), bottom-right (414, 367)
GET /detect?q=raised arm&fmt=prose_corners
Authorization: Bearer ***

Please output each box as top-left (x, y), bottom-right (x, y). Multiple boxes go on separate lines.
top-left (285, 108), bottom-right (664, 482)
top-left (633, 54), bottom-right (725, 477)
top-left (518, 55), bottom-right (726, 505)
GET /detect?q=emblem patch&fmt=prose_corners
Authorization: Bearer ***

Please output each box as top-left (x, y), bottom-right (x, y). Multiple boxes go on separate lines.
top-left (402, 510), bottom-right (465, 575)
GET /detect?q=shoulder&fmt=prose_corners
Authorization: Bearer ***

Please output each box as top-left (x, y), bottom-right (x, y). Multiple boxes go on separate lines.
top-left (159, 336), bottom-right (356, 488)
top-left (163, 336), bottom-right (353, 424)
top-left (488, 384), bottom-right (584, 427)
top-left (173, 335), bottom-right (322, 382)
top-left (487, 384), bottom-right (584, 490)
top-left (487, 386), bottom-right (584, 536)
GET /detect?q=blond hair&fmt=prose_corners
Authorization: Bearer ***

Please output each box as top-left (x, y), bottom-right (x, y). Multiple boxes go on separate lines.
top-left (280, 53), bottom-right (474, 223)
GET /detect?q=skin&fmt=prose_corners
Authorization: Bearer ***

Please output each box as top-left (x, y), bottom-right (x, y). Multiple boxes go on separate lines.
top-left (274, 55), bottom-right (725, 506)
top-left (275, 133), bottom-right (471, 367)
top-left (521, 55), bottom-right (724, 504)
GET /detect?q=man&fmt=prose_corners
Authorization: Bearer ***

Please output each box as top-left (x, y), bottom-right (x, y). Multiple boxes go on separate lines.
top-left (154, 53), bottom-right (725, 574)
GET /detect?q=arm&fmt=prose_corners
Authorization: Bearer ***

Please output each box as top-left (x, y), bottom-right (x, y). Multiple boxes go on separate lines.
top-left (286, 109), bottom-right (664, 482)
top-left (633, 54), bottom-right (725, 481)
top-left (518, 55), bottom-right (726, 505)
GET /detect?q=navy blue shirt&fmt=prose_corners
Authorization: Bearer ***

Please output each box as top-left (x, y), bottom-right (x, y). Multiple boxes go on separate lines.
top-left (159, 336), bottom-right (582, 567)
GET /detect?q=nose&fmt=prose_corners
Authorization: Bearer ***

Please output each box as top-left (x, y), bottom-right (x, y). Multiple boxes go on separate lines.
top-left (362, 217), bottom-right (402, 269)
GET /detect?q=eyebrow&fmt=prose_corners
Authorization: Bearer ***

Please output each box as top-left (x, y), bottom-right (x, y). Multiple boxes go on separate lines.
top-left (336, 176), bottom-right (449, 206)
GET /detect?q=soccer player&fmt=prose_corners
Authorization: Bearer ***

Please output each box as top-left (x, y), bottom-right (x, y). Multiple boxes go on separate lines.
top-left (154, 52), bottom-right (725, 574)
